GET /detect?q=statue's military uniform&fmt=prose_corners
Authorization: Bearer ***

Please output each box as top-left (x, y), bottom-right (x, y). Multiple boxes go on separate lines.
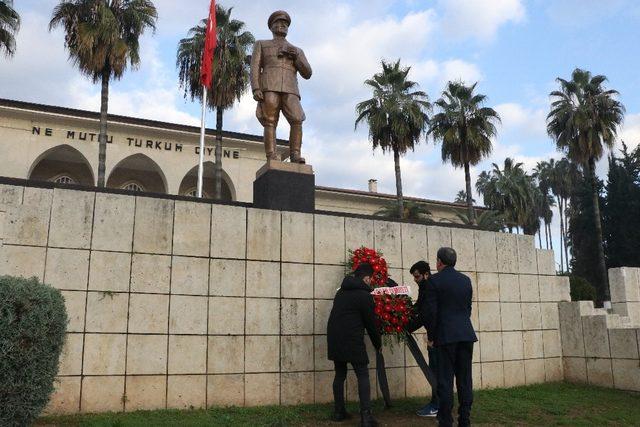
top-left (250, 11), bottom-right (312, 162)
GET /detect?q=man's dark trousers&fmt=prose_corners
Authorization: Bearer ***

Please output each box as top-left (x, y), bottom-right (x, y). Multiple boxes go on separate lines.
top-left (408, 318), bottom-right (439, 407)
top-left (426, 347), bottom-right (439, 407)
top-left (436, 341), bottom-right (474, 427)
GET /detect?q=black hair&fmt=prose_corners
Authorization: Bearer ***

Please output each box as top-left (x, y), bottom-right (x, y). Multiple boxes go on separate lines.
top-left (410, 260), bottom-right (431, 275)
top-left (437, 247), bottom-right (457, 267)
top-left (386, 277), bottom-right (398, 287)
top-left (354, 263), bottom-right (374, 279)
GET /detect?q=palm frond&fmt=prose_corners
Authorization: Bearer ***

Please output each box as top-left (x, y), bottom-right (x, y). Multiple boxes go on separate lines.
top-left (374, 200), bottom-right (432, 221)
top-left (0, 0), bottom-right (20, 57)
top-left (50, 0), bottom-right (158, 82)
top-left (175, 4), bottom-right (254, 111)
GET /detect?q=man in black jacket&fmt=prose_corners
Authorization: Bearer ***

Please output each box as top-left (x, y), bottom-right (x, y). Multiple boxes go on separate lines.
top-left (423, 247), bottom-right (477, 427)
top-left (408, 261), bottom-right (439, 418)
top-left (327, 263), bottom-right (382, 427)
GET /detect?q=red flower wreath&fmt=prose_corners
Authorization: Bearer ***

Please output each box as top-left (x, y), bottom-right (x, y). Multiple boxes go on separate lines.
top-left (348, 247), bottom-right (415, 342)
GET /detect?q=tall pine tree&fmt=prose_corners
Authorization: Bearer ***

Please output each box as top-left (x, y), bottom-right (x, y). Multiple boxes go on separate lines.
top-left (568, 172), bottom-right (605, 288)
top-left (603, 143), bottom-right (640, 268)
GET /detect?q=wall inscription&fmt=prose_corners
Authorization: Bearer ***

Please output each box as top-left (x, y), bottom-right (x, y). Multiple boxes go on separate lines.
top-left (31, 126), bottom-right (241, 159)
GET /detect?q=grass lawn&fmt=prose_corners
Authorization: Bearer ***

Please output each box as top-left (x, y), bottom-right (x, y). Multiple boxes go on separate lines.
top-left (37, 382), bottom-right (640, 426)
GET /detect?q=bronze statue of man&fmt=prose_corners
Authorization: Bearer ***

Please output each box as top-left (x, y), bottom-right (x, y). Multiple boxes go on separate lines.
top-left (250, 10), bottom-right (312, 164)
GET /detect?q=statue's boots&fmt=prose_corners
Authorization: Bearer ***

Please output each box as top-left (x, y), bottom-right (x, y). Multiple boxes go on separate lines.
top-left (289, 124), bottom-right (305, 164)
top-left (264, 125), bottom-right (279, 160)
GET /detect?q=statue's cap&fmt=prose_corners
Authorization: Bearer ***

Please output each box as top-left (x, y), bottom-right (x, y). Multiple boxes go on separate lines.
top-left (268, 10), bottom-right (291, 28)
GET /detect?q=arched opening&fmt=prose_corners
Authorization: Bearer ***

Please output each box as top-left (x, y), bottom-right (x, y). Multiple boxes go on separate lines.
top-left (178, 162), bottom-right (234, 201)
top-left (106, 154), bottom-right (167, 194)
top-left (28, 145), bottom-right (95, 186)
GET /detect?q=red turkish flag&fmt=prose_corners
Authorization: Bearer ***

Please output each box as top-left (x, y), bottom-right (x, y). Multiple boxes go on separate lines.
top-left (200, 0), bottom-right (217, 88)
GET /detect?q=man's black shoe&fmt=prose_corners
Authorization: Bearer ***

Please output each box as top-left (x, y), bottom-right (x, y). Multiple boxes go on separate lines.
top-left (331, 409), bottom-right (352, 422)
top-left (360, 409), bottom-right (378, 427)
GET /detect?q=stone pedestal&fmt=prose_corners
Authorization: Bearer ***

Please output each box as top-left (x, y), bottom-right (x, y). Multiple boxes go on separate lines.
top-left (253, 161), bottom-right (315, 213)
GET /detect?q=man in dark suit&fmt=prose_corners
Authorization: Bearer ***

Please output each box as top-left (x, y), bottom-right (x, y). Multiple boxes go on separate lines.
top-left (408, 261), bottom-right (439, 417)
top-left (423, 247), bottom-right (477, 427)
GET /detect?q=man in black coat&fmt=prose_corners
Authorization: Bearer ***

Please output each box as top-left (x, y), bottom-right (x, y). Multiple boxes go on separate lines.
top-left (423, 247), bottom-right (477, 427)
top-left (408, 261), bottom-right (439, 417)
top-left (327, 263), bottom-right (382, 427)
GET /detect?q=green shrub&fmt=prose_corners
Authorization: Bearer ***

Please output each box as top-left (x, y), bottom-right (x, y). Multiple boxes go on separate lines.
top-left (0, 276), bottom-right (68, 426)
top-left (569, 275), bottom-right (597, 302)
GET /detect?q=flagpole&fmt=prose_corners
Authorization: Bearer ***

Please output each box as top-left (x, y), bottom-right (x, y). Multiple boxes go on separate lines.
top-left (197, 86), bottom-right (208, 198)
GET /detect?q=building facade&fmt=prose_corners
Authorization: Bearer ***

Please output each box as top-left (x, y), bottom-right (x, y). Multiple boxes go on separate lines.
top-left (0, 98), bottom-right (471, 222)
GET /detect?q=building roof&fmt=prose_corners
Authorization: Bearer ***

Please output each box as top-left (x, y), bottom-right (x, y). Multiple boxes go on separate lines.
top-left (0, 97), bottom-right (290, 146)
top-left (315, 185), bottom-right (487, 211)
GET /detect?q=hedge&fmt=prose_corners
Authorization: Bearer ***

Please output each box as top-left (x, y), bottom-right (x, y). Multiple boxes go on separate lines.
top-left (0, 276), bottom-right (68, 426)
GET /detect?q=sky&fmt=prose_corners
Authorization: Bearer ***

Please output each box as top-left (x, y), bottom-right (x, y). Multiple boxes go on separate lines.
top-left (3, 0), bottom-right (640, 260)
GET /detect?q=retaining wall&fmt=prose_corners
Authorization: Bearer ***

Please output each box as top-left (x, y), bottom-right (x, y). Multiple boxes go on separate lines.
top-left (0, 182), bottom-right (569, 414)
top-left (560, 268), bottom-right (640, 391)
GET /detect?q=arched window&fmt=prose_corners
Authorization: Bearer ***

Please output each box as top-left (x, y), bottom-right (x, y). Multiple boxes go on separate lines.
top-left (106, 154), bottom-right (167, 194)
top-left (185, 187), bottom-right (210, 199)
top-left (122, 181), bottom-right (145, 192)
top-left (178, 162), bottom-right (234, 201)
top-left (52, 174), bottom-right (75, 185)
top-left (29, 145), bottom-right (94, 186)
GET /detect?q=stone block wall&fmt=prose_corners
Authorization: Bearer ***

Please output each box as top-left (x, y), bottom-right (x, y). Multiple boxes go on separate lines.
top-left (0, 183), bottom-right (570, 414)
top-left (559, 267), bottom-right (640, 391)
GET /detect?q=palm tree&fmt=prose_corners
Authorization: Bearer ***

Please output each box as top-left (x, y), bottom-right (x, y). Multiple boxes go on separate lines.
top-left (454, 210), bottom-right (504, 232)
top-left (374, 200), bottom-right (432, 221)
top-left (554, 158), bottom-right (580, 270)
top-left (0, 0), bottom-right (20, 57)
top-left (355, 59), bottom-right (431, 218)
top-left (535, 158), bottom-right (574, 270)
top-left (476, 158), bottom-right (536, 234)
top-left (430, 81), bottom-right (500, 223)
top-left (533, 160), bottom-right (556, 250)
top-left (547, 68), bottom-right (625, 302)
top-left (50, 0), bottom-right (158, 187)
top-left (454, 190), bottom-right (475, 204)
top-left (523, 183), bottom-right (545, 239)
top-left (539, 192), bottom-right (555, 248)
top-left (177, 5), bottom-right (253, 199)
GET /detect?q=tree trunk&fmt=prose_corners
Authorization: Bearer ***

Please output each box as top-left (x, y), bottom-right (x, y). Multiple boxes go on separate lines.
top-left (558, 197), bottom-right (565, 272)
top-left (393, 147), bottom-right (404, 219)
top-left (214, 108), bottom-right (223, 199)
top-left (464, 162), bottom-right (475, 223)
top-left (589, 157), bottom-right (610, 303)
top-left (544, 222), bottom-right (548, 249)
top-left (563, 198), bottom-right (570, 270)
top-left (97, 69), bottom-right (110, 187)
top-left (538, 226), bottom-right (542, 249)
top-left (548, 222), bottom-right (553, 250)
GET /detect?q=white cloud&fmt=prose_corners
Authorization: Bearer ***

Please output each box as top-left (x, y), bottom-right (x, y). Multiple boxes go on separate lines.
top-left (0, 10), bottom-right (78, 105)
top-left (618, 113), bottom-right (640, 152)
top-left (495, 102), bottom-right (547, 138)
top-left (438, 0), bottom-right (525, 42)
